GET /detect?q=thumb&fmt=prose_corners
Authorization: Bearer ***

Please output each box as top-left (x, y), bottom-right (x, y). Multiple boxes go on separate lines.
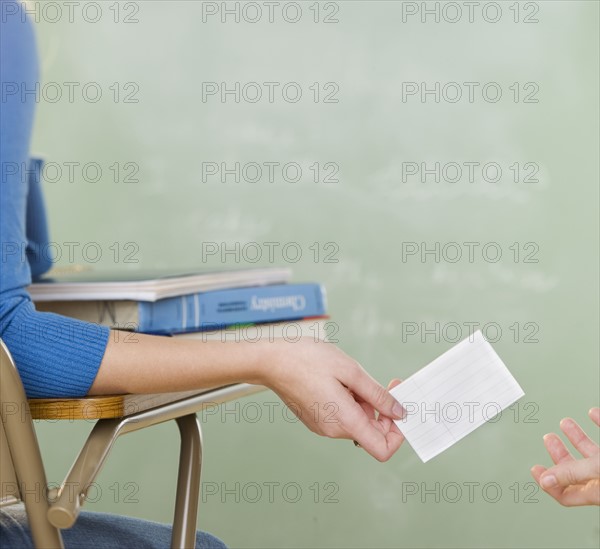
top-left (540, 457), bottom-right (600, 489)
top-left (387, 378), bottom-right (403, 391)
top-left (589, 407), bottom-right (600, 427)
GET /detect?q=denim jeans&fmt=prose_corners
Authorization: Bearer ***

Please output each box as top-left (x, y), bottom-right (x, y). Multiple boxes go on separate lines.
top-left (0, 503), bottom-right (227, 549)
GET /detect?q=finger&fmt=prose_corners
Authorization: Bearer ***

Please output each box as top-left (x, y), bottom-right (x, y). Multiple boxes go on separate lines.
top-left (530, 464), bottom-right (547, 484)
top-left (375, 413), bottom-right (404, 436)
top-left (589, 407), bottom-right (600, 428)
top-left (377, 414), bottom-right (404, 436)
top-left (531, 463), bottom-right (600, 507)
top-left (376, 413), bottom-right (391, 430)
top-left (354, 393), bottom-right (395, 436)
top-left (354, 420), bottom-right (405, 461)
top-left (387, 378), bottom-right (402, 390)
top-left (341, 368), bottom-right (405, 420)
top-left (531, 466), bottom-right (567, 503)
top-left (540, 456), bottom-right (600, 491)
top-left (383, 426), bottom-right (405, 455)
top-left (385, 418), bottom-right (404, 436)
top-left (353, 393), bottom-right (376, 421)
top-left (559, 417), bottom-right (599, 458)
top-left (543, 433), bottom-right (574, 465)
top-left (374, 379), bottom-right (404, 431)
top-left (377, 379), bottom-right (404, 431)
top-left (550, 481), bottom-right (600, 507)
top-left (353, 393), bottom-right (397, 436)
top-left (345, 399), bottom-right (405, 461)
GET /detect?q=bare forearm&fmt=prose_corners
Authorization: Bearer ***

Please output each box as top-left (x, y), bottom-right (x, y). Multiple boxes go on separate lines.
top-left (88, 329), bottom-right (407, 461)
top-left (88, 331), bottom-right (273, 395)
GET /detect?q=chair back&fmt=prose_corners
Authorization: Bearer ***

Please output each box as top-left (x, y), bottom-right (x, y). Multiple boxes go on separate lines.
top-left (0, 417), bottom-right (19, 506)
top-left (0, 338), bottom-right (63, 548)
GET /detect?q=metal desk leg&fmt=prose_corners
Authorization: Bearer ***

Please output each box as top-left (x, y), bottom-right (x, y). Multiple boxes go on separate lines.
top-left (171, 414), bottom-right (202, 549)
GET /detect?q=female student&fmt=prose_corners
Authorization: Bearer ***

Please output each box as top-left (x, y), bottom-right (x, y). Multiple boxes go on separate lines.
top-left (0, 1), bottom-right (405, 546)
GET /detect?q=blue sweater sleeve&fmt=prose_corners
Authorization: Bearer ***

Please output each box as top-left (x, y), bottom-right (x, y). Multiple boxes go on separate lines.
top-left (0, 2), bottom-right (110, 398)
top-left (25, 157), bottom-right (53, 279)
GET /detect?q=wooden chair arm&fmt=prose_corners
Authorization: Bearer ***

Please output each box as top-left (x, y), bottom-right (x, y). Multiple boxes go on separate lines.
top-left (28, 387), bottom-right (243, 420)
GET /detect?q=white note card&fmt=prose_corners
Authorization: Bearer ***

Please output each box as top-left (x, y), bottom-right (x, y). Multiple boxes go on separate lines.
top-left (390, 330), bottom-right (524, 463)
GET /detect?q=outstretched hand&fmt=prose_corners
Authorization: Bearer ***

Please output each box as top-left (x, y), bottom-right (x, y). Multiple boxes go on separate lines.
top-left (263, 339), bottom-right (405, 462)
top-left (94, 333), bottom-right (407, 462)
top-left (530, 407), bottom-right (600, 506)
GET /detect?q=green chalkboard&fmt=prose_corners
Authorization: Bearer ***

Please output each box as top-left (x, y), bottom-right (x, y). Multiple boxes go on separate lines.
top-left (30, 1), bottom-right (599, 547)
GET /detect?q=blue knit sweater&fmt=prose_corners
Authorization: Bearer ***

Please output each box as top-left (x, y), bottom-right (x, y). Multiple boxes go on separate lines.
top-left (1, 2), bottom-right (110, 397)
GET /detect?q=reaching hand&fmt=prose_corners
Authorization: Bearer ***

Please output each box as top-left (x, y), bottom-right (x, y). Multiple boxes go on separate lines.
top-left (94, 333), bottom-right (407, 462)
top-left (530, 407), bottom-right (600, 506)
top-left (262, 339), bottom-right (406, 462)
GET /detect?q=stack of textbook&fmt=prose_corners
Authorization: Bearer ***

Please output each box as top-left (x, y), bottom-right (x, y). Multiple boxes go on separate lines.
top-left (29, 267), bottom-right (329, 342)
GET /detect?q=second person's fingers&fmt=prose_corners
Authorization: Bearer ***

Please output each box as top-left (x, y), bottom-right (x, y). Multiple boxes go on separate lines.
top-left (540, 456), bottom-right (600, 490)
top-left (343, 369), bottom-right (405, 420)
top-left (559, 418), bottom-right (599, 458)
top-left (543, 433), bottom-right (575, 465)
top-left (589, 407), bottom-right (600, 427)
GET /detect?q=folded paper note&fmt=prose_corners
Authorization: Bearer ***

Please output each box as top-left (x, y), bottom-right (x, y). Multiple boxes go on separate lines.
top-left (390, 330), bottom-right (524, 462)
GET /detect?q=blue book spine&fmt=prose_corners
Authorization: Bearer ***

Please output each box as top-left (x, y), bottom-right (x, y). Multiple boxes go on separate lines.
top-left (137, 283), bottom-right (326, 334)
